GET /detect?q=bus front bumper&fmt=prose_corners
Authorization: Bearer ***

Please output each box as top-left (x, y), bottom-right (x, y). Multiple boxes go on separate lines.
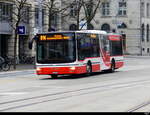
top-left (36, 66), bottom-right (87, 75)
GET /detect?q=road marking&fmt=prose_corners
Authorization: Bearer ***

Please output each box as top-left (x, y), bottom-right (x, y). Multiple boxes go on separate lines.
top-left (0, 92), bottom-right (28, 96)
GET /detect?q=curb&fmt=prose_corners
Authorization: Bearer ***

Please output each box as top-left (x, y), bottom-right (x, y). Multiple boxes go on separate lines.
top-left (125, 55), bottom-right (150, 59)
top-left (0, 69), bottom-right (35, 75)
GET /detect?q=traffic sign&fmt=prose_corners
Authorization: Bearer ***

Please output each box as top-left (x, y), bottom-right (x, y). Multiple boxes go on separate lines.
top-left (79, 20), bottom-right (87, 30)
top-left (17, 26), bottom-right (26, 35)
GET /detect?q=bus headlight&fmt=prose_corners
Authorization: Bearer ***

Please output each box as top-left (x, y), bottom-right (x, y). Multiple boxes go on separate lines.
top-left (36, 68), bottom-right (42, 71)
top-left (70, 66), bottom-right (76, 70)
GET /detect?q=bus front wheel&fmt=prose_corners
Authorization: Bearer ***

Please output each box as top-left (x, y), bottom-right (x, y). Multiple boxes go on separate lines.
top-left (110, 61), bottom-right (115, 73)
top-left (51, 75), bottom-right (58, 79)
top-left (86, 63), bottom-right (92, 76)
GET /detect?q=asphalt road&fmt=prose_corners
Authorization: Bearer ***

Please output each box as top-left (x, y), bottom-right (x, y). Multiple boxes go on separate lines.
top-left (0, 57), bottom-right (150, 112)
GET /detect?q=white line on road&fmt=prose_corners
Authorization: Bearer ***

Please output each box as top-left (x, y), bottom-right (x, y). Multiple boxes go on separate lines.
top-left (0, 92), bottom-right (28, 96)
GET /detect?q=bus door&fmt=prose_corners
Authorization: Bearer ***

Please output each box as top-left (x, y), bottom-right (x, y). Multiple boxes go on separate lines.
top-left (100, 35), bottom-right (111, 67)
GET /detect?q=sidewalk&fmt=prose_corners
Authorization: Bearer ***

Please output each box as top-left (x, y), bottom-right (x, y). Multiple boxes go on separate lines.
top-left (9, 64), bottom-right (35, 71)
top-left (124, 55), bottom-right (150, 59)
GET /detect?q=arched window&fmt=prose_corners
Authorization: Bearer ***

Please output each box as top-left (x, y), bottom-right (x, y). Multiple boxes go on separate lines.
top-left (101, 23), bottom-right (110, 32)
top-left (88, 24), bottom-right (94, 30)
top-left (147, 24), bottom-right (149, 42)
top-left (69, 24), bottom-right (77, 30)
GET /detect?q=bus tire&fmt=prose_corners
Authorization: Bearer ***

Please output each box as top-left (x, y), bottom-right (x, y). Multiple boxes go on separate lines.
top-left (110, 61), bottom-right (115, 73)
top-left (51, 75), bottom-right (58, 79)
top-left (86, 62), bottom-right (92, 76)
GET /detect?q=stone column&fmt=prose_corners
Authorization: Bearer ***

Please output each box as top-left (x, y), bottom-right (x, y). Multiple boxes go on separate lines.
top-left (56, 0), bottom-right (62, 31)
top-left (43, 8), bottom-right (49, 32)
top-left (28, 4), bottom-right (36, 57)
top-left (8, 3), bottom-right (19, 61)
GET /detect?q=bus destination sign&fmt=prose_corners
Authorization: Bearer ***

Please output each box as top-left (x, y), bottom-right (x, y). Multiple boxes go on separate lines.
top-left (40, 35), bottom-right (71, 41)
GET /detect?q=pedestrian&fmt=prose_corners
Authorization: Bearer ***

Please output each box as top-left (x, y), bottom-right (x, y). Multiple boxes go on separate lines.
top-left (0, 56), bottom-right (5, 65)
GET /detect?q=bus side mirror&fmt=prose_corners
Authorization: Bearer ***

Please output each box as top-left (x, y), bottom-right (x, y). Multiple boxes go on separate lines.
top-left (28, 36), bottom-right (38, 50)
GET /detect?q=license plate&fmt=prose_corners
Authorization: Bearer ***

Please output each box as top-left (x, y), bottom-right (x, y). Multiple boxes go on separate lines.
top-left (52, 72), bottom-right (58, 74)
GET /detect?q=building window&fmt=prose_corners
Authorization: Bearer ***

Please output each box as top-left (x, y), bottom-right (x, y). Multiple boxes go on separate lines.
top-left (35, 8), bottom-right (39, 26)
top-left (147, 3), bottom-right (150, 17)
top-left (21, 6), bottom-right (30, 24)
top-left (42, 9), bottom-right (45, 25)
top-left (70, 4), bottom-right (77, 17)
top-left (141, 2), bottom-right (145, 17)
top-left (147, 24), bottom-right (149, 42)
top-left (147, 48), bottom-right (150, 53)
top-left (101, 2), bottom-right (110, 16)
top-left (143, 48), bottom-right (145, 52)
top-left (69, 24), bottom-right (77, 30)
top-left (51, 13), bottom-right (58, 28)
top-left (141, 24), bottom-right (145, 42)
top-left (118, 0), bottom-right (127, 16)
top-left (101, 23), bottom-right (111, 32)
top-left (0, 2), bottom-right (13, 21)
top-left (35, 8), bottom-right (48, 28)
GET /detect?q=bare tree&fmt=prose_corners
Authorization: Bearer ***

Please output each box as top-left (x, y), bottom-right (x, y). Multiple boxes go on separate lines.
top-left (68, 0), bottom-right (104, 30)
top-left (44, 0), bottom-right (71, 31)
top-left (10, 0), bottom-right (28, 70)
top-left (83, 0), bottom-right (102, 29)
top-left (70, 0), bottom-right (84, 30)
top-left (43, 0), bottom-right (56, 31)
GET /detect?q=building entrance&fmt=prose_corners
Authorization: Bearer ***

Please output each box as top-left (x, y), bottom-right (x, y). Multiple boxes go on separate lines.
top-left (0, 35), bottom-right (9, 57)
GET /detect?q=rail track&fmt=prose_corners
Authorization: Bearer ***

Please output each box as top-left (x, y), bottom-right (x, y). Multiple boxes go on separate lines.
top-left (127, 101), bottom-right (150, 112)
top-left (1, 78), bottom-right (150, 112)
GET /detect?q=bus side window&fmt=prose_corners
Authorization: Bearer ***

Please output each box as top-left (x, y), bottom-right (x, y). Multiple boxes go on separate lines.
top-left (77, 33), bottom-right (101, 61)
top-left (101, 35), bottom-right (110, 53)
top-left (91, 34), bottom-right (100, 57)
top-left (77, 33), bottom-right (86, 60)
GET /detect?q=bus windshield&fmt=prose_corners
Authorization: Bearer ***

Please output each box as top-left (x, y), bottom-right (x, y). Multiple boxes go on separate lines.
top-left (37, 33), bottom-right (76, 64)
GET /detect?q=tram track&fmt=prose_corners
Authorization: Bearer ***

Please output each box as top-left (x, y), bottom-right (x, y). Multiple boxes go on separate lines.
top-left (127, 100), bottom-right (150, 112)
top-left (1, 78), bottom-right (150, 112)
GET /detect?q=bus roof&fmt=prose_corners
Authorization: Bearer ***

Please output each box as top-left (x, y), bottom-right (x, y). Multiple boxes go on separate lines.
top-left (76, 30), bottom-right (107, 34)
top-left (37, 30), bottom-right (107, 35)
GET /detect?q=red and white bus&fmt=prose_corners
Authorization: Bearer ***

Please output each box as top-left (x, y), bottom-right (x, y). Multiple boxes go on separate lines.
top-left (30, 30), bottom-right (124, 78)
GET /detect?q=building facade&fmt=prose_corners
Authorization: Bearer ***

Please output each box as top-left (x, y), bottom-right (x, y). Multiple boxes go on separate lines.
top-left (0, 0), bottom-right (57, 59)
top-left (140, 0), bottom-right (150, 56)
top-left (62, 0), bottom-right (147, 56)
top-left (0, 0), bottom-right (150, 60)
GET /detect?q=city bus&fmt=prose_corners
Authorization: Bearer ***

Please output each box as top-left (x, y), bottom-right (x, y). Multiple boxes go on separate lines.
top-left (29, 30), bottom-right (124, 78)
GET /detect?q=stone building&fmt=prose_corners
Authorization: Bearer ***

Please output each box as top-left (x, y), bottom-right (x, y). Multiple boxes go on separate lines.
top-left (0, 0), bottom-right (58, 59)
top-left (0, 0), bottom-right (150, 60)
top-left (62, 0), bottom-right (150, 56)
